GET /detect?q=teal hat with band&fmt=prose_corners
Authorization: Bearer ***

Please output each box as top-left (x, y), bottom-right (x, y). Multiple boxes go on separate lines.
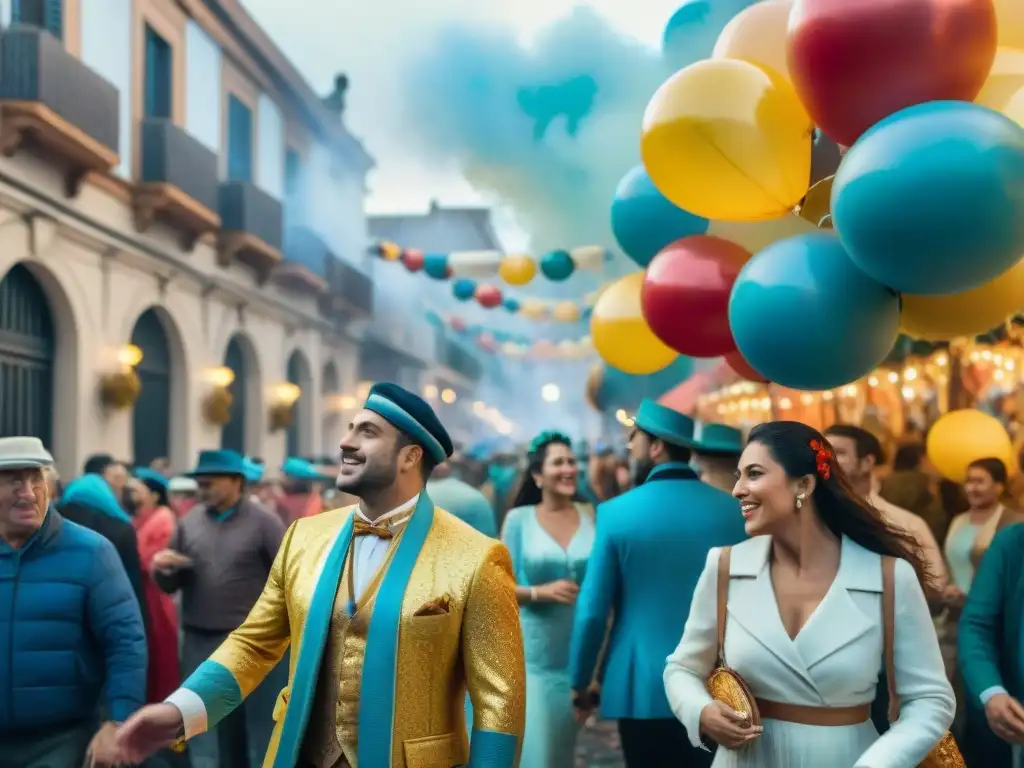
top-left (693, 422), bottom-right (744, 456)
top-left (634, 399), bottom-right (697, 448)
top-left (364, 382), bottom-right (454, 464)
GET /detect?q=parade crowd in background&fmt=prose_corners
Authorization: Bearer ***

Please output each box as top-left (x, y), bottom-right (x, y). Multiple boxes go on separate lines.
top-left (2, 386), bottom-right (1024, 767)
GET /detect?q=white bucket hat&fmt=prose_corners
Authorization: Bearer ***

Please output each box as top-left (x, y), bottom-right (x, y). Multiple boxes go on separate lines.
top-left (0, 437), bottom-right (54, 471)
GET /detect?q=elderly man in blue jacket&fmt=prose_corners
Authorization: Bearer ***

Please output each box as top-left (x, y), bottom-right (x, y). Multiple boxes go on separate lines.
top-left (569, 401), bottom-right (746, 768)
top-left (0, 437), bottom-right (147, 766)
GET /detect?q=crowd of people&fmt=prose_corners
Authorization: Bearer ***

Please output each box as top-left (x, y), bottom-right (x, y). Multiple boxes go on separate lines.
top-left (0, 381), bottom-right (1022, 767)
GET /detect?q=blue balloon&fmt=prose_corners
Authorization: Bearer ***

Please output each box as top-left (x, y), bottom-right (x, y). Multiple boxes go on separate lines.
top-left (611, 166), bottom-right (709, 267)
top-left (502, 297), bottom-right (521, 313)
top-left (598, 356), bottom-right (695, 412)
top-left (832, 101), bottom-right (1024, 295)
top-left (540, 249), bottom-right (575, 281)
top-left (452, 278), bottom-right (476, 301)
top-left (423, 253), bottom-right (450, 280)
top-left (729, 233), bottom-right (900, 391)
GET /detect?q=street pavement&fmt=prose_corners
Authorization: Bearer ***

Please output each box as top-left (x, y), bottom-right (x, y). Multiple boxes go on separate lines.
top-left (576, 719), bottom-right (624, 767)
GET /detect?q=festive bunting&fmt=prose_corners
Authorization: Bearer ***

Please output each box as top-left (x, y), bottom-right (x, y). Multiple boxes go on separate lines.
top-left (371, 241), bottom-right (608, 285)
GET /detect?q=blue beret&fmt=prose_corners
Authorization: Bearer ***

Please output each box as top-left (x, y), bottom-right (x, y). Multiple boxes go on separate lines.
top-left (134, 467), bottom-right (169, 491)
top-left (364, 382), bottom-right (454, 464)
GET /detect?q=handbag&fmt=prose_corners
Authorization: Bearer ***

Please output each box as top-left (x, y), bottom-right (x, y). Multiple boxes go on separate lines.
top-left (705, 547), bottom-right (761, 727)
top-left (881, 556), bottom-right (965, 768)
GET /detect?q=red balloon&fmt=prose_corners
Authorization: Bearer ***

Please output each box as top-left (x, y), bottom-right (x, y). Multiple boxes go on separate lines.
top-left (402, 249), bottom-right (425, 272)
top-left (641, 235), bottom-right (751, 358)
top-left (475, 284), bottom-right (503, 308)
top-left (726, 350), bottom-right (769, 383)
top-left (788, 0), bottom-right (997, 147)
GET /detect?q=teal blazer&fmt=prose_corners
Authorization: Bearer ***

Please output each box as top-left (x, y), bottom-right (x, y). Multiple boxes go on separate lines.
top-left (568, 462), bottom-right (747, 719)
top-left (958, 522), bottom-right (1024, 765)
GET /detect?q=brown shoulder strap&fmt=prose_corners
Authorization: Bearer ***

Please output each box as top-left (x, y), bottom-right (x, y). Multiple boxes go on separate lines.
top-left (716, 547), bottom-right (732, 663)
top-left (881, 556), bottom-right (901, 722)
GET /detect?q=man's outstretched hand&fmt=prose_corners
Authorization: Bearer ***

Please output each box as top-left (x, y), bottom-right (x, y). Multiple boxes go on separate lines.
top-left (114, 703), bottom-right (185, 764)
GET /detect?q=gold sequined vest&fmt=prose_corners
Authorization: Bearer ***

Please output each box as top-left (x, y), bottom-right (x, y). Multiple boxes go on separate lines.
top-left (302, 531), bottom-right (405, 768)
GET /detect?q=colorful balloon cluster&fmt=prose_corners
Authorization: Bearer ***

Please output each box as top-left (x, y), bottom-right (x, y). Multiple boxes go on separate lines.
top-left (372, 241), bottom-right (606, 285)
top-left (603, 0), bottom-right (1024, 390)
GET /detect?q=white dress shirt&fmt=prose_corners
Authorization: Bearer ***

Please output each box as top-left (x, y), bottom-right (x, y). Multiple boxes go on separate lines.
top-left (351, 494), bottom-right (418, 599)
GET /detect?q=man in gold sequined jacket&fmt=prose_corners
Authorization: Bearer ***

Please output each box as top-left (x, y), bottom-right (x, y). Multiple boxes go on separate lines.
top-left (116, 383), bottom-right (526, 768)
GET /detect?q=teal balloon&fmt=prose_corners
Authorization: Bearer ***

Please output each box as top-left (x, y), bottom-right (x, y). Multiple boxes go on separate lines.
top-left (453, 278), bottom-right (476, 301)
top-left (832, 101), bottom-right (1024, 295)
top-left (662, 0), bottom-right (755, 70)
top-left (598, 356), bottom-right (695, 412)
top-left (611, 166), bottom-right (709, 267)
top-left (540, 250), bottom-right (575, 281)
top-left (424, 253), bottom-right (450, 280)
top-left (729, 232), bottom-right (900, 391)
top-left (502, 297), bottom-right (521, 313)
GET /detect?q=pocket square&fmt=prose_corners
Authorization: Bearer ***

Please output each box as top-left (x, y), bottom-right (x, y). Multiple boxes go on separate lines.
top-left (414, 592), bottom-right (453, 616)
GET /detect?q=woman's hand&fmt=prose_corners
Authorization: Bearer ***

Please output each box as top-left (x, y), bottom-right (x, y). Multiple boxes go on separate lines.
top-left (699, 701), bottom-right (762, 749)
top-left (941, 584), bottom-right (966, 610)
top-left (535, 579), bottom-right (580, 605)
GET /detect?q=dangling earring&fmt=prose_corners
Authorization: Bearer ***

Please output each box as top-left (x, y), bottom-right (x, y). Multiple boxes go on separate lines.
top-left (796, 493), bottom-right (805, 509)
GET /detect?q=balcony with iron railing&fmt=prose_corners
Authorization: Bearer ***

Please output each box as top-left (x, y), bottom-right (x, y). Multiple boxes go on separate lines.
top-left (0, 21), bottom-right (119, 196)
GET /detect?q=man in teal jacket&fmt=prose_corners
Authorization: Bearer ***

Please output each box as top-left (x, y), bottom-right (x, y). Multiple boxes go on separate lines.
top-left (569, 401), bottom-right (747, 768)
top-left (958, 522), bottom-right (1024, 766)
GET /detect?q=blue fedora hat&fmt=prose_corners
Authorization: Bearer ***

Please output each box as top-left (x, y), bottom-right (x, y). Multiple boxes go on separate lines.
top-left (242, 458), bottom-right (265, 484)
top-left (634, 399), bottom-right (697, 448)
top-left (693, 422), bottom-right (744, 456)
top-left (188, 449), bottom-right (246, 477)
top-left (281, 456), bottom-right (322, 481)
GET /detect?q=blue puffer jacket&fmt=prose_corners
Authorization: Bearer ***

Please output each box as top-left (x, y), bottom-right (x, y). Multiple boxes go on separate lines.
top-left (0, 508), bottom-right (147, 731)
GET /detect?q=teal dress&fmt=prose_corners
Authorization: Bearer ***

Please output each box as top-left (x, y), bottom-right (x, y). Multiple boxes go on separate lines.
top-left (501, 505), bottom-right (595, 768)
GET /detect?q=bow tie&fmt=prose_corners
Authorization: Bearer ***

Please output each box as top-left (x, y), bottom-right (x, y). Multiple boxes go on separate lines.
top-left (353, 519), bottom-right (395, 539)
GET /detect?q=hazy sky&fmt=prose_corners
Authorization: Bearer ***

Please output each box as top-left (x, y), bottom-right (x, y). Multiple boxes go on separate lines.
top-left (241, 0), bottom-right (680, 226)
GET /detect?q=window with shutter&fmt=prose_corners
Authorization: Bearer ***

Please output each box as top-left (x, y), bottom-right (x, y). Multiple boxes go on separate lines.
top-left (144, 25), bottom-right (172, 119)
top-left (11, 0), bottom-right (63, 38)
top-left (227, 95), bottom-right (253, 183)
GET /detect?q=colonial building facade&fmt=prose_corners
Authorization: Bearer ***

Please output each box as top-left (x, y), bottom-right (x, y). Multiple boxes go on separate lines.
top-left (0, 0), bottom-right (375, 476)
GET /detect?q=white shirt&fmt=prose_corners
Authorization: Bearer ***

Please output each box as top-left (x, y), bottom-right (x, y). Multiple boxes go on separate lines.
top-left (352, 494), bottom-right (418, 599)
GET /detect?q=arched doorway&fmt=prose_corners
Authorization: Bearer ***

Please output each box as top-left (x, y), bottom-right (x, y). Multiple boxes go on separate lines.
top-left (0, 265), bottom-right (55, 443)
top-left (286, 349), bottom-right (313, 457)
top-left (221, 335), bottom-right (254, 454)
top-left (321, 360), bottom-right (341, 460)
top-left (131, 308), bottom-right (172, 466)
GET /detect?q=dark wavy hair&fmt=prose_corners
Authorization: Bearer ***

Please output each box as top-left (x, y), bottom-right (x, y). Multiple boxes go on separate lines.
top-left (510, 431), bottom-right (578, 508)
top-left (747, 421), bottom-right (931, 587)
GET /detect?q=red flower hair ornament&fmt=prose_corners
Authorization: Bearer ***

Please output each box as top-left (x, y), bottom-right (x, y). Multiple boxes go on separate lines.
top-left (809, 439), bottom-right (833, 481)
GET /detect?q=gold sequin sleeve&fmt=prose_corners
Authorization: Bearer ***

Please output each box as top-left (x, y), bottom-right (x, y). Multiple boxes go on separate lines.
top-left (461, 541), bottom-right (526, 746)
top-left (208, 521), bottom-right (295, 698)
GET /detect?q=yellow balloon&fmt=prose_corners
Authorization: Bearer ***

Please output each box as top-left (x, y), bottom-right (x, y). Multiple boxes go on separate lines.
top-left (901, 256), bottom-right (1024, 341)
top-left (498, 254), bottom-right (537, 286)
top-left (641, 59), bottom-right (813, 222)
top-left (975, 47), bottom-right (1024, 124)
top-left (708, 211), bottom-right (818, 253)
top-left (995, 0), bottom-right (1024, 50)
top-left (712, 0), bottom-right (792, 82)
top-left (552, 301), bottom-right (581, 323)
top-left (520, 299), bottom-right (548, 320)
top-left (927, 409), bottom-right (1015, 483)
top-left (590, 273), bottom-right (678, 374)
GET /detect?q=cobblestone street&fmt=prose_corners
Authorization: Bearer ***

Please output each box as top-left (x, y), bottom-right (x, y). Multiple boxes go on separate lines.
top-left (576, 719), bottom-right (624, 767)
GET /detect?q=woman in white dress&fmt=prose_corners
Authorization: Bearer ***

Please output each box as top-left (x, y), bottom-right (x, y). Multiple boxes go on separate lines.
top-left (664, 421), bottom-right (955, 767)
